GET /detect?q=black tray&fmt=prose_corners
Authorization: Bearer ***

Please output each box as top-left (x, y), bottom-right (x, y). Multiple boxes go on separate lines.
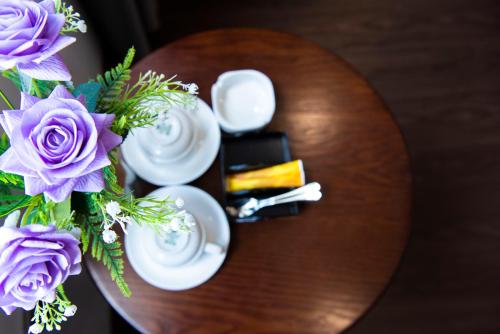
top-left (219, 132), bottom-right (300, 223)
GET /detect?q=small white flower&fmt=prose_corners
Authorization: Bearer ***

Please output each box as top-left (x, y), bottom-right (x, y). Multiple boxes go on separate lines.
top-left (76, 20), bottom-right (87, 33)
top-left (102, 229), bottom-right (117, 244)
top-left (175, 197), bottom-right (184, 208)
top-left (169, 217), bottom-right (182, 231)
top-left (121, 216), bottom-right (135, 225)
top-left (115, 218), bottom-right (129, 235)
top-left (105, 201), bottom-right (121, 218)
top-left (184, 213), bottom-right (196, 227)
top-left (29, 323), bottom-right (43, 334)
top-left (187, 83), bottom-right (198, 95)
top-left (64, 305), bottom-right (78, 317)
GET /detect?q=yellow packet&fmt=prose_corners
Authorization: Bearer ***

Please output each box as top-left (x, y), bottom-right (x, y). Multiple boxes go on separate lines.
top-left (225, 160), bottom-right (305, 193)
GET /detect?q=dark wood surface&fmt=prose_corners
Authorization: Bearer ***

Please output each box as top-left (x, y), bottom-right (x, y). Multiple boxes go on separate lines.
top-left (153, 3), bottom-right (500, 333)
top-left (86, 29), bottom-right (411, 333)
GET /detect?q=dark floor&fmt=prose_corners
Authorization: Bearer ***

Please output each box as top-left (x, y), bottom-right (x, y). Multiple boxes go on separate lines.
top-left (7, 1), bottom-right (498, 333)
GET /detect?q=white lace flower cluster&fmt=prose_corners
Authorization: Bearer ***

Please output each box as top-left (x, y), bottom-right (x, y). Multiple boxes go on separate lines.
top-left (58, 2), bottom-right (87, 33)
top-left (102, 201), bottom-right (135, 244)
top-left (182, 83), bottom-right (199, 95)
top-left (161, 197), bottom-right (196, 233)
top-left (28, 302), bottom-right (77, 333)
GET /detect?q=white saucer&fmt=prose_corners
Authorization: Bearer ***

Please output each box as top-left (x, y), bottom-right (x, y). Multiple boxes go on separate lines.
top-left (121, 98), bottom-right (221, 185)
top-left (125, 185), bottom-right (230, 291)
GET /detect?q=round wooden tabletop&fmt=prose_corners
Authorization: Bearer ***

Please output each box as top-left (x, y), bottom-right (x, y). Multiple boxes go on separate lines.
top-left (86, 28), bottom-right (411, 334)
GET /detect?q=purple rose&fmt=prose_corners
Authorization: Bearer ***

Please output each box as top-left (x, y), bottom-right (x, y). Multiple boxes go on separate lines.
top-left (0, 224), bottom-right (81, 315)
top-left (0, 0), bottom-right (75, 81)
top-left (0, 85), bottom-right (122, 202)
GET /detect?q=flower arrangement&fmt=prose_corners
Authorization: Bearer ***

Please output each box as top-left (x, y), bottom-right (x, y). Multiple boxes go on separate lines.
top-left (0, 1), bottom-right (196, 332)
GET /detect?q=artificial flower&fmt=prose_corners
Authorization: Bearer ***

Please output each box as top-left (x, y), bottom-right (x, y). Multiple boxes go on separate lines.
top-left (0, 0), bottom-right (75, 80)
top-left (0, 85), bottom-right (122, 202)
top-left (0, 224), bottom-right (81, 315)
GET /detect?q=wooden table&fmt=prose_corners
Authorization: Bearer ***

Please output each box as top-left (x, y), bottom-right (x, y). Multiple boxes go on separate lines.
top-left (86, 28), bottom-right (411, 334)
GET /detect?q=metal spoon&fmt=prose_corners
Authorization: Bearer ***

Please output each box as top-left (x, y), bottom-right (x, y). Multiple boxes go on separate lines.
top-left (226, 182), bottom-right (322, 218)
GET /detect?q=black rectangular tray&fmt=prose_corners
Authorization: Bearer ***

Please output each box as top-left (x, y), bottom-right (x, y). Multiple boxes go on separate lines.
top-left (219, 132), bottom-right (299, 223)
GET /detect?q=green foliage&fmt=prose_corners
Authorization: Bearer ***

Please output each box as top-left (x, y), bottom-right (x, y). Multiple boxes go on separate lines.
top-left (58, 1), bottom-right (86, 34)
top-left (94, 47), bottom-right (194, 137)
top-left (0, 171), bottom-right (24, 188)
top-left (73, 82), bottom-right (102, 112)
top-left (0, 135), bottom-right (21, 191)
top-left (103, 165), bottom-right (124, 195)
top-left (2, 68), bottom-right (59, 96)
top-left (96, 47), bottom-right (135, 112)
top-left (109, 71), bottom-right (192, 136)
top-left (28, 199), bottom-right (52, 226)
top-left (31, 286), bottom-right (73, 332)
top-left (99, 190), bottom-right (178, 233)
top-left (78, 194), bottom-right (131, 297)
top-left (0, 133), bottom-right (9, 155)
top-left (2, 68), bottom-right (22, 91)
top-left (80, 215), bottom-right (131, 297)
top-left (0, 194), bottom-right (34, 217)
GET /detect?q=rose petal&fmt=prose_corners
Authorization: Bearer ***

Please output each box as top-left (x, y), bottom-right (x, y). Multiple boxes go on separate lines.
top-left (24, 175), bottom-right (51, 195)
top-left (42, 177), bottom-right (78, 202)
top-left (20, 92), bottom-right (41, 110)
top-left (38, 0), bottom-right (56, 13)
top-left (33, 35), bottom-right (75, 63)
top-left (73, 170), bottom-right (105, 193)
top-left (17, 54), bottom-right (71, 81)
top-left (99, 128), bottom-right (123, 152)
top-left (1, 109), bottom-right (23, 136)
top-left (0, 148), bottom-right (36, 177)
top-left (49, 85), bottom-right (74, 100)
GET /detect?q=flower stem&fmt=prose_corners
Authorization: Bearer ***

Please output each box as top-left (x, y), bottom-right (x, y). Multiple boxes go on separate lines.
top-left (20, 203), bottom-right (35, 226)
top-left (32, 79), bottom-right (43, 98)
top-left (57, 285), bottom-right (69, 301)
top-left (0, 89), bottom-right (14, 109)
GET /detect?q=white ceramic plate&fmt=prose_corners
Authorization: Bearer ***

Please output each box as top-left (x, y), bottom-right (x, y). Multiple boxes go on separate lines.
top-left (121, 98), bottom-right (221, 185)
top-left (125, 185), bottom-right (230, 291)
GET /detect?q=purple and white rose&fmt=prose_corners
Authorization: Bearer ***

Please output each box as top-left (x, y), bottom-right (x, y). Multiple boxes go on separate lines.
top-left (0, 0), bottom-right (75, 80)
top-left (0, 224), bottom-right (81, 315)
top-left (0, 85), bottom-right (122, 202)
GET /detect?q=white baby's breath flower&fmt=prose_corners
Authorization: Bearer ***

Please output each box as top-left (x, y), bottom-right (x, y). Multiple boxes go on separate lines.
top-left (187, 83), bottom-right (198, 95)
top-left (175, 197), bottom-right (184, 208)
top-left (76, 20), bottom-right (87, 33)
top-left (184, 213), bottom-right (196, 227)
top-left (121, 216), bottom-right (135, 225)
top-left (29, 323), bottom-right (43, 334)
top-left (169, 217), bottom-right (182, 231)
top-left (105, 201), bottom-right (121, 218)
top-left (102, 229), bottom-right (117, 244)
top-left (64, 305), bottom-right (78, 317)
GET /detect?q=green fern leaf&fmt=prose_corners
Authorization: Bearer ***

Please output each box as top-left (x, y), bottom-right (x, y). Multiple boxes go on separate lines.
top-left (96, 47), bottom-right (135, 112)
top-left (79, 213), bottom-right (131, 297)
top-left (0, 194), bottom-right (33, 217)
top-left (0, 170), bottom-right (24, 188)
